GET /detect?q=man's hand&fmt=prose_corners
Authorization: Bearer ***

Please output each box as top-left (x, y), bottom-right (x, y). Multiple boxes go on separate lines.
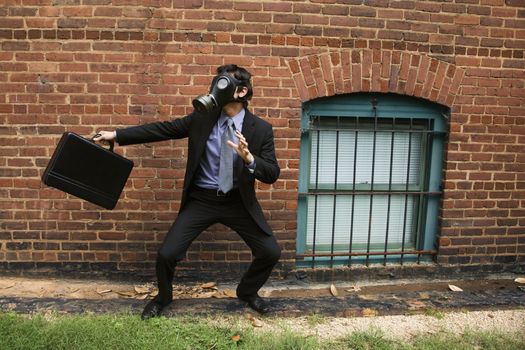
top-left (227, 130), bottom-right (254, 165)
top-left (93, 130), bottom-right (117, 145)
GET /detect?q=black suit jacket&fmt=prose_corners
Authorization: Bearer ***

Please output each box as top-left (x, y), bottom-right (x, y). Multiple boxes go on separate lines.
top-left (115, 108), bottom-right (280, 235)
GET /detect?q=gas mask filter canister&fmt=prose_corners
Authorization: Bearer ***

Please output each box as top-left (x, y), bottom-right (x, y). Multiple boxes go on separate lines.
top-left (192, 74), bottom-right (242, 113)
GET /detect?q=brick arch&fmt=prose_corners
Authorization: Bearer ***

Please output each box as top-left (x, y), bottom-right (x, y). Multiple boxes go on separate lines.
top-left (287, 50), bottom-right (465, 108)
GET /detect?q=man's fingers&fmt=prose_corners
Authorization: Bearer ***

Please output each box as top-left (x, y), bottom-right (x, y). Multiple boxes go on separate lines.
top-left (228, 131), bottom-right (251, 158)
top-left (94, 131), bottom-right (115, 143)
top-left (227, 140), bottom-right (248, 157)
top-left (234, 130), bottom-right (246, 141)
top-left (234, 131), bottom-right (249, 147)
top-left (227, 135), bottom-right (253, 164)
top-left (226, 140), bottom-right (238, 150)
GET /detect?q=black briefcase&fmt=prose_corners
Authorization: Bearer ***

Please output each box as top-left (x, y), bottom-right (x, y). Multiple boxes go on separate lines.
top-left (42, 132), bottom-right (134, 210)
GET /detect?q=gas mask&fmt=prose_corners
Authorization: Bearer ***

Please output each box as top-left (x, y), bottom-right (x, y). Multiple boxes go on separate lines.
top-left (192, 74), bottom-right (243, 113)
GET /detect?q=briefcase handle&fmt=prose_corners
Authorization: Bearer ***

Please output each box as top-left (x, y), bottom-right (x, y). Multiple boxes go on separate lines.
top-left (91, 133), bottom-right (115, 152)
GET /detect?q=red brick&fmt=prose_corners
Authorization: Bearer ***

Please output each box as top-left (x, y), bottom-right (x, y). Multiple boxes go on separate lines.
top-left (455, 14), bottom-right (481, 25)
top-left (350, 7), bottom-right (377, 17)
top-left (39, 7), bottom-right (60, 17)
top-left (62, 7), bottom-right (93, 17)
top-left (362, 50), bottom-right (372, 78)
top-left (263, 2), bottom-right (292, 12)
top-left (293, 3), bottom-right (322, 14)
top-left (0, 19), bottom-right (24, 28)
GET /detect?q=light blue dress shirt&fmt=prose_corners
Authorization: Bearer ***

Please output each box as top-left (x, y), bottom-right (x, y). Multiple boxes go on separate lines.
top-left (194, 109), bottom-right (255, 190)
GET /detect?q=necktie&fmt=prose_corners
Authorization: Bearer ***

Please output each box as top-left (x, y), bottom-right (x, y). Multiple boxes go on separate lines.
top-left (218, 118), bottom-right (234, 193)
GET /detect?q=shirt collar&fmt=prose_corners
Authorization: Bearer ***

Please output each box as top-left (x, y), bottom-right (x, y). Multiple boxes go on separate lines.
top-left (218, 108), bottom-right (245, 131)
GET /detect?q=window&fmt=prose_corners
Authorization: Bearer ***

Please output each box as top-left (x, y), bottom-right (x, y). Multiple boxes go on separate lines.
top-left (296, 93), bottom-right (448, 267)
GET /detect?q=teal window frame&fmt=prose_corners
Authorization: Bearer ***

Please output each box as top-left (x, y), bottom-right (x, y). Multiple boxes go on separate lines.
top-left (296, 93), bottom-right (449, 266)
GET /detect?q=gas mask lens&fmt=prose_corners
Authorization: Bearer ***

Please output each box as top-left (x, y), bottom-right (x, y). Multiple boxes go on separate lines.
top-left (216, 77), bottom-right (229, 89)
top-left (192, 74), bottom-right (241, 113)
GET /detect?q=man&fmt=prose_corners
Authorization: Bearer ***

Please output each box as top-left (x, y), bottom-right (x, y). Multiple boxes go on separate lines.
top-left (94, 64), bottom-right (281, 319)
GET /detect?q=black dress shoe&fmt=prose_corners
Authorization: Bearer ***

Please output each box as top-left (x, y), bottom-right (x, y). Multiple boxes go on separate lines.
top-left (141, 300), bottom-right (164, 320)
top-left (239, 295), bottom-right (271, 314)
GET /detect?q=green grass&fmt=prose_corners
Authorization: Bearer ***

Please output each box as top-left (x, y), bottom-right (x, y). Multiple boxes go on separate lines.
top-left (423, 308), bottom-right (445, 320)
top-left (0, 312), bottom-right (318, 350)
top-left (343, 329), bottom-right (525, 350)
top-left (305, 313), bottom-right (326, 326)
top-left (0, 312), bottom-right (524, 350)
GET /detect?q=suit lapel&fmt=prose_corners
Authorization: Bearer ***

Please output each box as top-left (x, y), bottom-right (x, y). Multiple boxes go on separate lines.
top-left (241, 109), bottom-right (256, 144)
top-left (190, 110), bottom-right (220, 173)
top-left (237, 109), bottom-right (256, 175)
top-left (202, 110), bottom-right (220, 141)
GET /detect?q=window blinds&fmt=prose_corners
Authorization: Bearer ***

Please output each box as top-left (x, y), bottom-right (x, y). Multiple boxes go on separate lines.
top-left (306, 126), bottom-right (424, 252)
top-left (310, 130), bottom-right (422, 188)
top-left (306, 194), bottom-right (417, 249)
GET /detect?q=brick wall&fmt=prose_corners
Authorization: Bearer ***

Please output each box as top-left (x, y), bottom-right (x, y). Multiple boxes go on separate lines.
top-left (0, 0), bottom-right (524, 279)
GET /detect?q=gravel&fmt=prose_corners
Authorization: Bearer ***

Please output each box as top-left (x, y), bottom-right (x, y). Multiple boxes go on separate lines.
top-left (264, 309), bottom-right (525, 340)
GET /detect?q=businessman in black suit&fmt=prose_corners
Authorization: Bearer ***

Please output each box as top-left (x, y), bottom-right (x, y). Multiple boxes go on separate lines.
top-left (95, 64), bottom-right (281, 319)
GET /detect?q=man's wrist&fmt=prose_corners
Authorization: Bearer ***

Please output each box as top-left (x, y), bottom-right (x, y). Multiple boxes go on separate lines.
top-left (246, 156), bottom-right (256, 173)
top-left (245, 154), bottom-right (254, 165)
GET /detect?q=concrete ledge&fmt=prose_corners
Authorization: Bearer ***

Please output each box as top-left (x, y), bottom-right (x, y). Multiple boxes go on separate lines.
top-left (1, 262), bottom-right (524, 284)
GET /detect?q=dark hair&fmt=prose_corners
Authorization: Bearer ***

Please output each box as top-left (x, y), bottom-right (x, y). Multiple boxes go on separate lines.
top-left (216, 64), bottom-right (253, 103)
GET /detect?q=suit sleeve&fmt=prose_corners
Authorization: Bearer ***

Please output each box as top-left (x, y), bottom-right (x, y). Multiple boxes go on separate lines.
top-left (115, 114), bottom-right (192, 146)
top-left (252, 124), bottom-right (280, 185)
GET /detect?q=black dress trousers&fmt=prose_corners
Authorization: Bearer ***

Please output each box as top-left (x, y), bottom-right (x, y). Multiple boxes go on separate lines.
top-left (154, 186), bottom-right (281, 306)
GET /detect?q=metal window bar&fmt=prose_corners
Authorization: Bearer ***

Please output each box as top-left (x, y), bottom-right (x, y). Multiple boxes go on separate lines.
top-left (348, 119), bottom-right (359, 267)
top-left (301, 103), bottom-right (441, 265)
top-left (400, 118), bottom-right (413, 265)
top-left (383, 117), bottom-right (396, 266)
top-left (302, 126), bottom-right (442, 134)
top-left (330, 117), bottom-right (341, 268)
top-left (304, 190), bottom-right (441, 196)
top-left (365, 100), bottom-right (379, 266)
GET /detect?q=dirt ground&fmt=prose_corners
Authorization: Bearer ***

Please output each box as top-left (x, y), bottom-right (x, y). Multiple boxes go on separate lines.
top-left (0, 276), bottom-right (520, 300)
top-left (1, 276), bottom-right (524, 340)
